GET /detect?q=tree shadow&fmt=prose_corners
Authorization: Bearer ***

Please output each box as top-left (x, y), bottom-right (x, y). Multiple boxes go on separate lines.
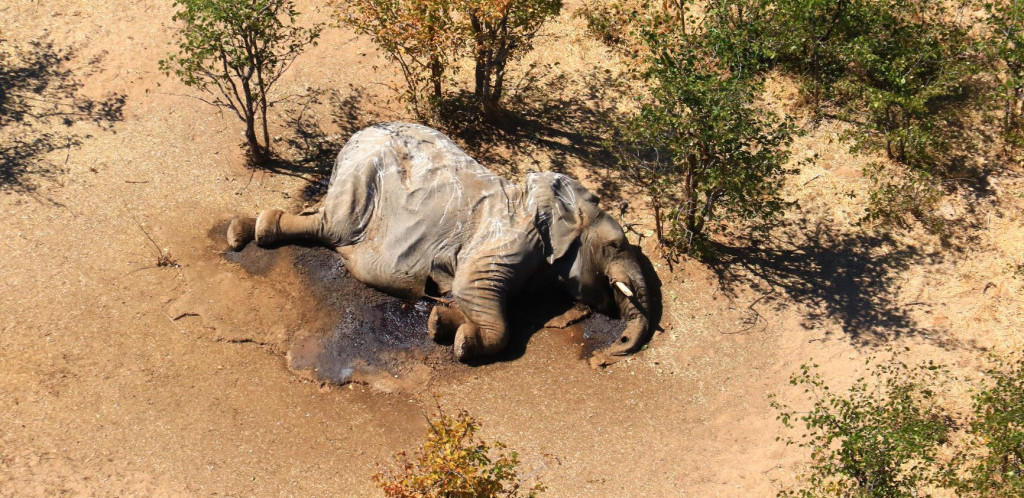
top-left (0, 39), bottom-right (125, 194)
top-left (273, 86), bottom-right (381, 202)
top-left (437, 69), bottom-right (627, 200)
top-left (704, 219), bottom-right (969, 349)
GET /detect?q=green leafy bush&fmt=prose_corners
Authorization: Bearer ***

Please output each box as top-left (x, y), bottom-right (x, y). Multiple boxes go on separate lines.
top-left (609, 7), bottom-right (795, 256)
top-left (767, 0), bottom-right (974, 165)
top-left (948, 358), bottom-right (1024, 497)
top-left (373, 408), bottom-right (544, 497)
top-left (762, 0), bottom-right (976, 233)
top-left (160, 0), bottom-right (322, 164)
top-left (979, 0), bottom-right (1024, 146)
top-left (776, 355), bottom-right (1024, 497)
top-left (772, 358), bottom-right (951, 497)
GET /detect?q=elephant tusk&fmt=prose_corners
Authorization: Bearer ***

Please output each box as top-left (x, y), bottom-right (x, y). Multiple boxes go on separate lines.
top-left (614, 280), bottom-right (634, 298)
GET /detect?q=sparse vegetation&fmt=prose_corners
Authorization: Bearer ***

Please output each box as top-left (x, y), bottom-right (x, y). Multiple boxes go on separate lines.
top-left (160, 0), bottom-right (322, 164)
top-left (373, 407), bottom-right (544, 497)
top-left (765, 0), bottom-right (975, 232)
top-left (774, 355), bottom-right (1024, 498)
top-left (580, 0), bottom-right (991, 243)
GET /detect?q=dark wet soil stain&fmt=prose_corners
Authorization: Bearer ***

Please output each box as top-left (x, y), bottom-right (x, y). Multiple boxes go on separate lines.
top-left (220, 238), bottom-right (629, 388)
top-left (287, 246), bottom-right (445, 385)
top-left (578, 314), bottom-right (628, 357)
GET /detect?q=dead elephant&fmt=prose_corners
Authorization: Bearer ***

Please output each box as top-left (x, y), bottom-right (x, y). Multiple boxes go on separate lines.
top-left (227, 123), bottom-right (653, 365)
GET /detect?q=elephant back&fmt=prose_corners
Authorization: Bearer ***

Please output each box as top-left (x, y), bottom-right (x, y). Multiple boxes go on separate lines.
top-left (322, 123), bottom-right (528, 298)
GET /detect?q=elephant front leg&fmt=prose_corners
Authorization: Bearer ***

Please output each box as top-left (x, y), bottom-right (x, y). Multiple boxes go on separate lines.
top-left (427, 305), bottom-right (467, 343)
top-left (450, 271), bottom-right (512, 362)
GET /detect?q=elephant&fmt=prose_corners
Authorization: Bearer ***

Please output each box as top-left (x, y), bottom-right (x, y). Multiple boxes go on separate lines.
top-left (227, 123), bottom-right (652, 365)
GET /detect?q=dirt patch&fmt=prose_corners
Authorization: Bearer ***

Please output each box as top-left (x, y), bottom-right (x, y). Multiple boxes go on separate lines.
top-left (180, 220), bottom-right (631, 393)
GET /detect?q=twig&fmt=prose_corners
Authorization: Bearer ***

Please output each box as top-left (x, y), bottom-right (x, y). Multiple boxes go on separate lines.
top-left (803, 173), bottom-right (821, 186)
top-left (124, 180), bottom-right (149, 184)
top-left (119, 198), bottom-right (179, 267)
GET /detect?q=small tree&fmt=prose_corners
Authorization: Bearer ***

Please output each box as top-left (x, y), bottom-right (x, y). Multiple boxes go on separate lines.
top-left (373, 407), bottom-right (544, 497)
top-left (611, 9), bottom-right (795, 256)
top-left (981, 0), bottom-right (1024, 145)
top-left (338, 0), bottom-right (560, 119)
top-left (160, 0), bottom-right (322, 164)
top-left (459, 0), bottom-right (562, 117)
top-left (772, 358), bottom-right (951, 497)
top-left (337, 0), bottom-right (459, 118)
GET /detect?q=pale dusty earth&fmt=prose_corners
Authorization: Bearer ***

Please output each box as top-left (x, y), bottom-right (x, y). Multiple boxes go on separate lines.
top-left (2, 0), bottom-right (1024, 496)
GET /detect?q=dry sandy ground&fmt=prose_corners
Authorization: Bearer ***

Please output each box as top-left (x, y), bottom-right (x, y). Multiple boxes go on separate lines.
top-left (3, 0), bottom-right (1024, 496)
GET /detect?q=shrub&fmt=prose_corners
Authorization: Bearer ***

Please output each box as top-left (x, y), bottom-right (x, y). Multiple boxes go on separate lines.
top-left (775, 355), bottom-right (1024, 497)
top-left (948, 357), bottom-right (1024, 497)
top-left (338, 0), bottom-right (560, 119)
top-left (861, 162), bottom-right (947, 236)
top-left (336, 0), bottom-right (459, 117)
top-left (609, 8), bottom-right (795, 256)
top-left (373, 407), bottom-right (544, 497)
top-left (574, 1), bottom-right (632, 46)
top-left (762, 0), bottom-right (975, 233)
top-left (980, 0), bottom-right (1024, 146)
top-left (160, 0), bottom-right (322, 164)
top-left (459, 0), bottom-right (562, 118)
top-left (767, 0), bottom-right (973, 169)
top-left (772, 358), bottom-right (951, 497)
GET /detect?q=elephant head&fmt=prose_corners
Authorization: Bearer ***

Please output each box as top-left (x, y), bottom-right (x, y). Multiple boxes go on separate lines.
top-left (527, 173), bottom-right (653, 365)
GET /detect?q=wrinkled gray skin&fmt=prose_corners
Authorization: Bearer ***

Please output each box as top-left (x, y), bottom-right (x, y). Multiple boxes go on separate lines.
top-left (227, 123), bottom-right (651, 365)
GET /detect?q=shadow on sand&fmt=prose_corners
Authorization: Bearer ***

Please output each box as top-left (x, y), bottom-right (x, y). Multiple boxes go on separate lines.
top-left (0, 39), bottom-right (125, 195)
top-left (703, 219), bottom-right (976, 350)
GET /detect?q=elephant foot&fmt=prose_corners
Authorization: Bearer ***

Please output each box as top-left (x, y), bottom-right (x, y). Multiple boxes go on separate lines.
top-left (453, 323), bottom-right (479, 362)
top-left (227, 216), bottom-right (257, 251)
top-left (453, 322), bottom-right (508, 362)
top-left (427, 305), bottom-right (466, 344)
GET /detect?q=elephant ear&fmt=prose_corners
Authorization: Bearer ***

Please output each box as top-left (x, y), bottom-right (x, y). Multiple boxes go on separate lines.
top-left (526, 172), bottom-right (597, 264)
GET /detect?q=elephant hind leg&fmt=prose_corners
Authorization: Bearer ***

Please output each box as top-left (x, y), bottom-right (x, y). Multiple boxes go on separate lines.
top-left (227, 216), bottom-right (257, 251)
top-left (253, 208), bottom-right (329, 247)
top-left (226, 208), bottom-right (330, 251)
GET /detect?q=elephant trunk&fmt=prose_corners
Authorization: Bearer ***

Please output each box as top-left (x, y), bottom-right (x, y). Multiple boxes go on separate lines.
top-left (592, 258), bottom-right (652, 367)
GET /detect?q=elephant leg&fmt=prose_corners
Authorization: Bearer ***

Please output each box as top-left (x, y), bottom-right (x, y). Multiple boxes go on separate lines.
top-left (254, 208), bottom-right (328, 247)
top-left (227, 216), bottom-right (257, 250)
top-left (227, 208), bottom-right (329, 251)
top-left (427, 305), bottom-right (467, 343)
top-left (451, 279), bottom-right (510, 361)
